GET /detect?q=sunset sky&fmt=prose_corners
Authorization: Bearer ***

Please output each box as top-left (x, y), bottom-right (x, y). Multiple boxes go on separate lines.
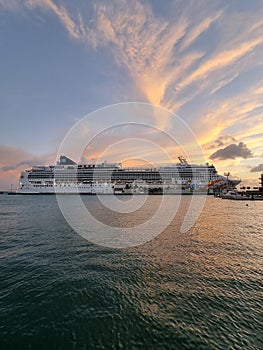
top-left (1, 0), bottom-right (263, 190)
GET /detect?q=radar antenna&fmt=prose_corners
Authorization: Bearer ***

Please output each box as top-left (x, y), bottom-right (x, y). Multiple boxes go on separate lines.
top-left (178, 156), bottom-right (188, 165)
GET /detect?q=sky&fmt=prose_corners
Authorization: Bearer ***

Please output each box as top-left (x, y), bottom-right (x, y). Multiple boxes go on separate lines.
top-left (0, 0), bottom-right (263, 190)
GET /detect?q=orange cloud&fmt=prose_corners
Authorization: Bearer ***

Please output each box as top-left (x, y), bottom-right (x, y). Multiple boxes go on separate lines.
top-left (23, 1), bottom-right (221, 129)
top-left (194, 79), bottom-right (263, 147)
top-left (0, 145), bottom-right (55, 190)
top-left (180, 10), bottom-right (223, 51)
top-left (178, 37), bottom-right (263, 91)
top-left (26, 0), bottom-right (80, 39)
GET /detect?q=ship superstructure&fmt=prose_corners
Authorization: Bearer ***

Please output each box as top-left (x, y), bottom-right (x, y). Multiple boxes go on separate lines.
top-left (17, 156), bottom-right (240, 194)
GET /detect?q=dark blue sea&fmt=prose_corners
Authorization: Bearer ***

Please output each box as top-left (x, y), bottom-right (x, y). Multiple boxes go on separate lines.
top-left (0, 195), bottom-right (262, 349)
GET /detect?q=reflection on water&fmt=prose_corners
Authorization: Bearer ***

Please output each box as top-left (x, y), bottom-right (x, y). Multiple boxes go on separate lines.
top-left (0, 195), bottom-right (262, 349)
top-left (57, 194), bottom-right (204, 248)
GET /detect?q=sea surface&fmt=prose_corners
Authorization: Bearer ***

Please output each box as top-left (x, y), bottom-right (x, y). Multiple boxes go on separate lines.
top-left (0, 194), bottom-right (262, 350)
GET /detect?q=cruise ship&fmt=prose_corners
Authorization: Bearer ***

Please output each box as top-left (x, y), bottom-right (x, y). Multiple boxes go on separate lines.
top-left (17, 156), bottom-right (240, 194)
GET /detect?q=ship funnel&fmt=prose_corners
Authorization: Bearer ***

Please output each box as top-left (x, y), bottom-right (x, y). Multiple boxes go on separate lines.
top-left (57, 155), bottom-right (76, 165)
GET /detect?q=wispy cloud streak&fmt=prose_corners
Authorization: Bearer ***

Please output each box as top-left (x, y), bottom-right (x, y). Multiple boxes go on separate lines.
top-left (22, 1), bottom-right (222, 112)
top-left (3, 1), bottom-right (263, 115)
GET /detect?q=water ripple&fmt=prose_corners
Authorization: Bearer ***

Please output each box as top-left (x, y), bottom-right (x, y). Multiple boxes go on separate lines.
top-left (0, 195), bottom-right (262, 349)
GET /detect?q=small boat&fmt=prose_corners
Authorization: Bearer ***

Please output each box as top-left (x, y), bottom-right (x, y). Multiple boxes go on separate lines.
top-left (221, 190), bottom-right (263, 200)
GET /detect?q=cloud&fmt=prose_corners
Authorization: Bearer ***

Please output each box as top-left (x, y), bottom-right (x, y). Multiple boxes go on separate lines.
top-left (0, 145), bottom-right (53, 169)
top-left (203, 135), bottom-right (237, 150)
top-left (194, 78), bottom-right (263, 147)
top-left (0, 145), bottom-right (55, 190)
top-left (210, 142), bottom-right (253, 160)
top-left (85, 1), bottom-right (190, 112)
top-left (81, 123), bottom-right (184, 166)
top-left (26, 0), bottom-right (80, 39)
top-left (250, 164), bottom-right (263, 172)
top-left (20, 1), bottom-right (223, 117)
top-left (4, 1), bottom-right (262, 120)
top-left (16, 1), bottom-right (183, 128)
top-left (1, 159), bottom-right (44, 171)
top-left (0, 145), bottom-right (32, 165)
top-left (179, 10), bottom-right (223, 51)
top-left (0, 0), bottom-right (22, 10)
top-left (187, 38), bottom-right (263, 88)
top-left (170, 12), bottom-right (263, 115)
top-left (209, 73), bottom-right (239, 95)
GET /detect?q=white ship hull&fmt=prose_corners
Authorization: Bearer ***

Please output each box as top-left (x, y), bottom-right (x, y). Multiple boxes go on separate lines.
top-left (16, 180), bottom-right (213, 195)
top-left (17, 183), bottom-right (114, 194)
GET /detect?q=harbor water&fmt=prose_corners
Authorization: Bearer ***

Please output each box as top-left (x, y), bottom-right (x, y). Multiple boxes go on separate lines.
top-left (0, 195), bottom-right (262, 349)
